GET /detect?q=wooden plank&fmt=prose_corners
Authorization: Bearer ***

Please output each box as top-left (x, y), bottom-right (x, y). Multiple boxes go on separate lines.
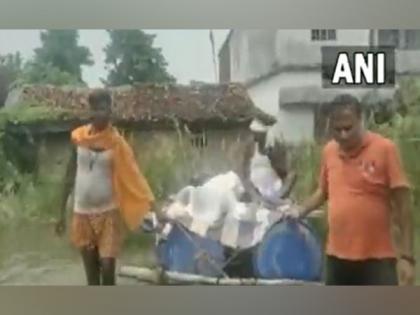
top-left (118, 266), bottom-right (161, 284)
top-left (118, 266), bottom-right (322, 286)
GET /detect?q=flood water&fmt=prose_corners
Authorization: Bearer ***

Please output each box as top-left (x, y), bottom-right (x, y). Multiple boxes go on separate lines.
top-left (2, 222), bottom-right (420, 285)
top-left (0, 223), bottom-right (155, 285)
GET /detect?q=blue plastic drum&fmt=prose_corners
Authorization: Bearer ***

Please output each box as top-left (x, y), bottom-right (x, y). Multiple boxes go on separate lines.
top-left (253, 219), bottom-right (323, 281)
top-left (157, 223), bottom-right (226, 277)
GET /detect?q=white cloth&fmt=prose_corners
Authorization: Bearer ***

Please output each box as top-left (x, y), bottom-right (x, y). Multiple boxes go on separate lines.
top-left (167, 171), bottom-right (246, 227)
top-left (161, 171), bottom-right (293, 249)
top-left (74, 147), bottom-right (116, 214)
top-left (249, 143), bottom-right (283, 205)
top-left (265, 124), bottom-right (281, 148)
top-left (249, 119), bottom-right (269, 133)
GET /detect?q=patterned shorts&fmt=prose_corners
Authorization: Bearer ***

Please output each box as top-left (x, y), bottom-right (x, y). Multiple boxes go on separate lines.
top-left (70, 209), bottom-right (125, 258)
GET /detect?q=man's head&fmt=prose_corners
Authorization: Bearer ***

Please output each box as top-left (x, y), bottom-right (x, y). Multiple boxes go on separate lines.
top-left (88, 89), bottom-right (112, 131)
top-left (328, 94), bottom-right (364, 152)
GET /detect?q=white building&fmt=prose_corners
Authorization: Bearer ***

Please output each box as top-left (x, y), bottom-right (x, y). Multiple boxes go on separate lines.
top-left (218, 30), bottom-right (420, 143)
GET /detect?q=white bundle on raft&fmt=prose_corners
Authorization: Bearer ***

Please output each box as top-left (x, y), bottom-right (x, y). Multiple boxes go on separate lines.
top-left (161, 171), bottom-right (293, 249)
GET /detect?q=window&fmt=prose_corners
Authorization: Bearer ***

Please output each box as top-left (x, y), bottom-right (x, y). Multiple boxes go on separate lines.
top-left (377, 30), bottom-right (420, 49)
top-left (404, 30), bottom-right (420, 49)
top-left (377, 30), bottom-right (400, 47)
top-left (311, 29), bottom-right (337, 41)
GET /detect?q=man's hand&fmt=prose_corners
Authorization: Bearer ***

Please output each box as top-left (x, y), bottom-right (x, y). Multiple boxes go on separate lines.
top-left (398, 259), bottom-right (415, 286)
top-left (282, 205), bottom-right (303, 220)
top-left (240, 191), bottom-right (253, 203)
top-left (283, 188), bottom-right (326, 220)
top-left (55, 218), bottom-right (66, 237)
top-left (240, 189), bottom-right (265, 205)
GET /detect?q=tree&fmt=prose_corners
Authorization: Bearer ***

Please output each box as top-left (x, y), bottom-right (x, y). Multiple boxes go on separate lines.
top-left (19, 61), bottom-right (82, 86)
top-left (31, 30), bottom-right (93, 83)
top-left (0, 53), bottom-right (23, 106)
top-left (103, 30), bottom-right (175, 86)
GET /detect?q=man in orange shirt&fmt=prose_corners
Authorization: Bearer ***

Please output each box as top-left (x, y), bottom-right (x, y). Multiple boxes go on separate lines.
top-left (290, 94), bottom-right (414, 285)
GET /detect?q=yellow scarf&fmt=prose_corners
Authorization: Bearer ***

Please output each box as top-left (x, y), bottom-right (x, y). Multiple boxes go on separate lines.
top-left (71, 124), bottom-right (155, 231)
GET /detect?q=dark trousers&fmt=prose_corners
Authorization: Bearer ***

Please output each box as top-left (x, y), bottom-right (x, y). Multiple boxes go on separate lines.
top-left (223, 247), bottom-right (255, 278)
top-left (325, 255), bottom-right (398, 286)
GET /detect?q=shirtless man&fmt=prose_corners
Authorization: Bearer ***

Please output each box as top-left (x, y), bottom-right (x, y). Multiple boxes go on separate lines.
top-left (238, 118), bottom-right (296, 208)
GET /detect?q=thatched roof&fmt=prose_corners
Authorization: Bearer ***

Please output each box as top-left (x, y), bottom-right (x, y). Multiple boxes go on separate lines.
top-left (3, 83), bottom-right (276, 133)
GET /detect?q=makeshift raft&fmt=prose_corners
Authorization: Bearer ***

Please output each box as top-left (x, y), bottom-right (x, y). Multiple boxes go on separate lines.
top-left (119, 216), bottom-right (324, 285)
top-left (119, 172), bottom-right (324, 285)
top-left (118, 266), bottom-right (322, 285)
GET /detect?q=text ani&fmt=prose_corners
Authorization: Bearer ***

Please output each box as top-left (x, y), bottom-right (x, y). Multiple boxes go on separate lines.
top-left (332, 52), bottom-right (388, 85)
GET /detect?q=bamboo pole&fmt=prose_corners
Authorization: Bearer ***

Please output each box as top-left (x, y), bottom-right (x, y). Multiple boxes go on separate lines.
top-left (118, 266), bottom-right (322, 286)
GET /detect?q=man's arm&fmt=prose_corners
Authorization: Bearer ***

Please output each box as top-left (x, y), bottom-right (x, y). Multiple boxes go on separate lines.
top-left (385, 141), bottom-right (414, 285)
top-left (56, 148), bottom-right (77, 234)
top-left (390, 188), bottom-right (414, 261)
top-left (296, 187), bottom-right (327, 218)
top-left (390, 187), bottom-right (415, 285)
top-left (237, 139), bottom-right (264, 202)
top-left (278, 170), bottom-right (297, 199)
top-left (266, 141), bottom-right (296, 198)
top-left (294, 146), bottom-right (329, 218)
top-left (385, 141), bottom-right (414, 260)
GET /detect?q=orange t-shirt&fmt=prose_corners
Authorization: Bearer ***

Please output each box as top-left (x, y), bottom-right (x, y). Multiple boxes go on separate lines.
top-left (319, 131), bottom-right (410, 260)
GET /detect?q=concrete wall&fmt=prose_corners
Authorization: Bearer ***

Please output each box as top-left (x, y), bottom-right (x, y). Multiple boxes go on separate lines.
top-left (273, 30), bottom-right (371, 69)
top-left (396, 50), bottom-right (420, 74)
top-left (247, 71), bottom-right (322, 114)
top-left (229, 30), bottom-right (278, 83)
top-left (246, 70), bottom-right (397, 143)
top-left (37, 134), bottom-right (73, 183)
top-left (226, 29), bottom-right (410, 143)
top-left (229, 29), bottom-right (371, 83)
top-left (228, 29), bottom-right (420, 86)
top-left (373, 30), bottom-right (420, 74)
top-left (247, 72), bottom-right (317, 142)
top-left (275, 106), bottom-right (315, 143)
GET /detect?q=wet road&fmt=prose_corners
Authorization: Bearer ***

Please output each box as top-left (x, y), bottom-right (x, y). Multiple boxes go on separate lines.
top-left (0, 223), bottom-right (155, 285)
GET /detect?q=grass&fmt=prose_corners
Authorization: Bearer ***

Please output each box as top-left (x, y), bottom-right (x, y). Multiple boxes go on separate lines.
top-left (0, 123), bottom-right (196, 253)
top-left (0, 172), bottom-right (61, 227)
top-left (287, 78), bottom-right (420, 283)
top-left (3, 81), bottom-right (420, 280)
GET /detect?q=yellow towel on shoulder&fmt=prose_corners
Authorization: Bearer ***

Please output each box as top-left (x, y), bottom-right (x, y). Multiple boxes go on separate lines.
top-left (71, 124), bottom-right (155, 231)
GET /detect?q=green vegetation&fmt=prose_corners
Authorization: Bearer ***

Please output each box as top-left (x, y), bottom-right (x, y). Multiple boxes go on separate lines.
top-left (287, 77), bottom-right (420, 283)
top-left (0, 29), bottom-right (176, 108)
top-left (29, 30), bottom-right (93, 83)
top-left (0, 31), bottom-right (92, 106)
top-left (1, 78), bottom-right (420, 275)
top-left (103, 30), bottom-right (176, 86)
top-left (0, 103), bottom-right (74, 126)
top-left (0, 53), bottom-right (22, 106)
